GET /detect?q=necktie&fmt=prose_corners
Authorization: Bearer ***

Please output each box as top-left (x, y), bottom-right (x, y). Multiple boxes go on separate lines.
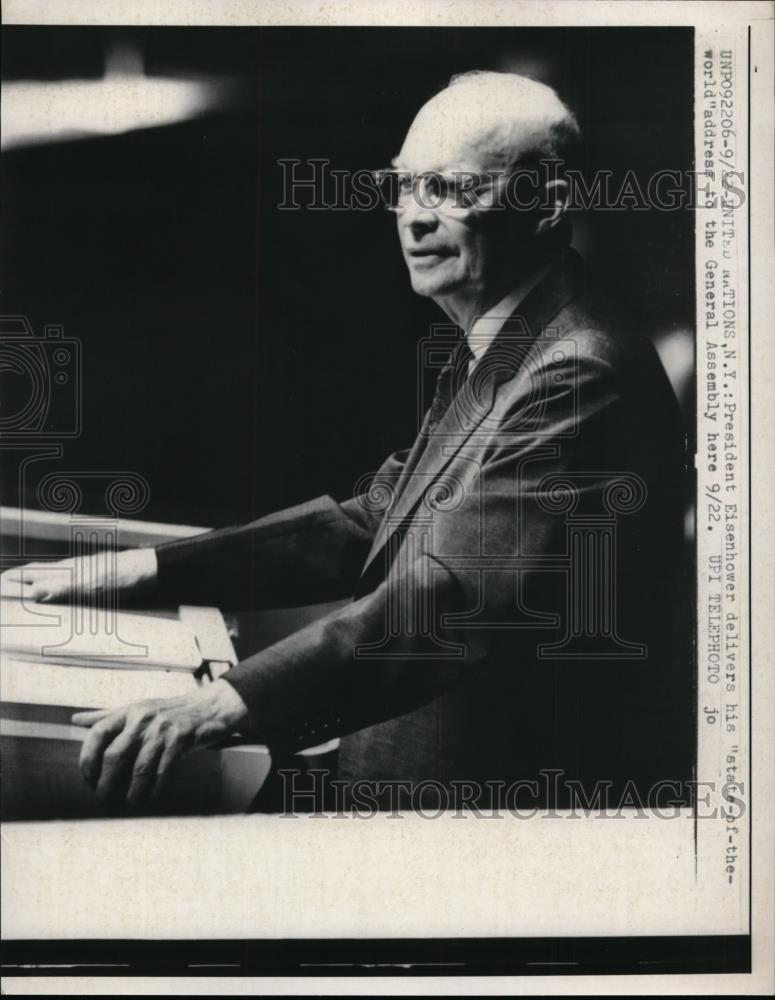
top-left (425, 338), bottom-right (475, 436)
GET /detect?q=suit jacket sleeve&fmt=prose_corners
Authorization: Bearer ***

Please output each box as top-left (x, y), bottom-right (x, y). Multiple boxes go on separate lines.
top-left (221, 343), bottom-right (661, 753)
top-left (152, 449), bottom-right (409, 610)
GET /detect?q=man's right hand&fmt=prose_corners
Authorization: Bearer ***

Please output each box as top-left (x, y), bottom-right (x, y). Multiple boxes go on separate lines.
top-left (0, 548), bottom-right (158, 604)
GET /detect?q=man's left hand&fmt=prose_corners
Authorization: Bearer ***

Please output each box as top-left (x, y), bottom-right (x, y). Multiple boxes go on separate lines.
top-left (72, 680), bottom-right (249, 807)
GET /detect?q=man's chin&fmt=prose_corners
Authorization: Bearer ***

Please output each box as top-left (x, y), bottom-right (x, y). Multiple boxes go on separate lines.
top-left (408, 269), bottom-right (462, 298)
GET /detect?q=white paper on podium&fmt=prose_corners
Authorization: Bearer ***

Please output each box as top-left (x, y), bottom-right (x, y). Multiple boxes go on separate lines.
top-left (1, 655), bottom-right (203, 714)
top-left (0, 596), bottom-right (202, 672)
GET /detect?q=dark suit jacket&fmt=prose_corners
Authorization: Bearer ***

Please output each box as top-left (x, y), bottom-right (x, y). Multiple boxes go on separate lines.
top-left (155, 249), bottom-right (694, 809)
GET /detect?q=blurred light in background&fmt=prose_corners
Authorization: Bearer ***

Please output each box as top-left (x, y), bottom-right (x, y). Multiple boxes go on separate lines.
top-left (651, 326), bottom-right (695, 546)
top-left (2, 42), bottom-right (228, 150)
top-left (652, 326), bottom-right (694, 421)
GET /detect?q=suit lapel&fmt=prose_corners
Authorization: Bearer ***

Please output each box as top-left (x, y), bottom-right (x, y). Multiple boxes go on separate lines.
top-left (360, 248), bottom-right (585, 577)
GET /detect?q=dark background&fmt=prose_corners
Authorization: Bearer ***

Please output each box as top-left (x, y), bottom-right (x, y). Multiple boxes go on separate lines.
top-left (1, 26), bottom-right (694, 527)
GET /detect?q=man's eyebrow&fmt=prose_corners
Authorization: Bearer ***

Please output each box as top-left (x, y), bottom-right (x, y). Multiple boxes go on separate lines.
top-left (388, 158), bottom-right (482, 175)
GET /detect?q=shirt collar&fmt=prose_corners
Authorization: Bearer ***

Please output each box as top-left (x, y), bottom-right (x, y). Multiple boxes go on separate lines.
top-left (467, 263), bottom-right (553, 365)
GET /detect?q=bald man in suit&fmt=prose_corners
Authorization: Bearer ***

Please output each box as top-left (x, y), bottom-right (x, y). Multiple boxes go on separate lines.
top-left (5, 72), bottom-right (693, 811)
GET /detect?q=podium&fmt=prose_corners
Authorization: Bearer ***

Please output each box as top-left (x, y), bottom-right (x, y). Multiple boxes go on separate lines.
top-left (0, 596), bottom-right (274, 820)
top-left (0, 506), bottom-right (339, 821)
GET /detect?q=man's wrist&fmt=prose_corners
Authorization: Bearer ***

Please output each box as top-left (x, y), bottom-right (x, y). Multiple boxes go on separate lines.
top-left (185, 680), bottom-right (251, 750)
top-left (204, 678), bottom-right (250, 734)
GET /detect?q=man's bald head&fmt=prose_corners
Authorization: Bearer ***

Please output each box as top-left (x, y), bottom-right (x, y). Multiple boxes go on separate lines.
top-left (394, 71), bottom-right (579, 330)
top-left (397, 70), bottom-right (579, 175)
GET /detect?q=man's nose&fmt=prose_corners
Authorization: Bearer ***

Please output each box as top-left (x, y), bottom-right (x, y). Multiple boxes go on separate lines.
top-left (402, 200), bottom-right (439, 240)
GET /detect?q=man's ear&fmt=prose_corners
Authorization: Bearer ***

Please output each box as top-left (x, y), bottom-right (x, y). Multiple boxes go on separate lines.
top-left (536, 179), bottom-right (570, 235)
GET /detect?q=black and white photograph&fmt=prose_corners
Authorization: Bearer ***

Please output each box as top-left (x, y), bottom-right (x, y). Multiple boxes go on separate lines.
top-left (0, 1), bottom-right (772, 995)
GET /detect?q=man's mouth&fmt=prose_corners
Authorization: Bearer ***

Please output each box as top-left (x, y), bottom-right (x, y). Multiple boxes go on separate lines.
top-left (407, 247), bottom-right (456, 266)
top-left (408, 247), bottom-right (454, 256)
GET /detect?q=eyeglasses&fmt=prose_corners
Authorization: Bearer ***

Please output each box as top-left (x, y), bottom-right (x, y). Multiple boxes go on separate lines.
top-left (372, 168), bottom-right (510, 214)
